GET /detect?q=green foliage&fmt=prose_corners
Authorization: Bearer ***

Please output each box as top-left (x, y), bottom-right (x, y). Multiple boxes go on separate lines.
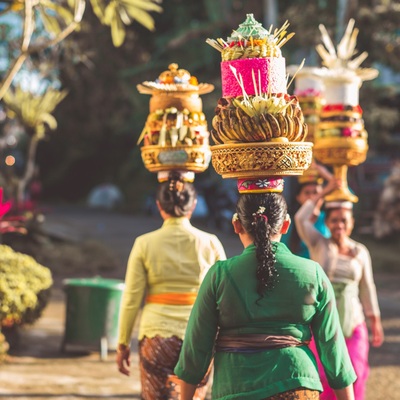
top-left (90, 0), bottom-right (163, 46)
top-left (0, 244), bottom-right (53, 326)
top-left (3, 86), bottom-right (68, 138)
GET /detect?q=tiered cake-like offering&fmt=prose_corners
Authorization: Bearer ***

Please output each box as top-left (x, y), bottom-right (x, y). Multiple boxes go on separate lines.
top-left (288, 67), bottom-right (325, 143)
top-left (137, 64), bottom-right (214, 180)
top-left (207, 14), bottom-right (313, 192)
top-left (287, 66), bottom-right (325, 184)
top-left (313, 19), bottom-right (378, 202)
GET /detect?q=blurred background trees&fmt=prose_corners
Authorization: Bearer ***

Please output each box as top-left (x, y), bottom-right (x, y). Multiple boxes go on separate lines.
top-left (0, 0), bottom-right (399, 214)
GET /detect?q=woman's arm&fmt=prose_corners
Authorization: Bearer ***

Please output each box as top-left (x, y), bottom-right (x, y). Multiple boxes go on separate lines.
top-left (311, 265), bottom-right (357, 390)
top-left (180, 382), bottom-right (197, 400)
top-left (294, 199), bottom-right (324, 248)
top-left (358, 244), bottom-right (384, 347)
top-left (116, 238), bottom-right (147, 375)
top-left (174, 264), bottom-right (220, 388)
top-left (334, 385), bottom-right (355, 400)
top-left (369, 315), bottom-right (384, 347)
top-left (294, 177), bottom-right (342, 248)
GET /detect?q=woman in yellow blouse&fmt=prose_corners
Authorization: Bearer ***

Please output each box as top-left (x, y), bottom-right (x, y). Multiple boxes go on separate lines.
top-left (116, 171), bottom-right (226, 400)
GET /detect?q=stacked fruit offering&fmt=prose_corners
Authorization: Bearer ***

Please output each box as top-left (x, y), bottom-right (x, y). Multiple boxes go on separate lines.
top-left (137, 63), bottom-right (214, 147)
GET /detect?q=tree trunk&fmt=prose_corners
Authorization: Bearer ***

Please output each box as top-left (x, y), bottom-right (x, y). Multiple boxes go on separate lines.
top-left (17, 133), bottom-right (39, 206)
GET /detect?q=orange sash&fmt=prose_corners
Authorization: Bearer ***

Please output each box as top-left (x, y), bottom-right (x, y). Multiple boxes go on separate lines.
top-left (145, 292), bottom-right (197, 305)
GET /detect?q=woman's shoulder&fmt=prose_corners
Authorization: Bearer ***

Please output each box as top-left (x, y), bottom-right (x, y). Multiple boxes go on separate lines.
top-left (187, 225), bottom-right (224, 244)
top-left (348, 237), bottom-right (369, 252)
top-left (276, 244), bottom-right (322, 274)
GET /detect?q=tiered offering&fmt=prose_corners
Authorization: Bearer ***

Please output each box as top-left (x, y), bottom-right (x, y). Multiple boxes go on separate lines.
top-left (206, 14), bottom-right (313, 193)
top-left (287, 66), bottom-right (325, 184)
top-left (137, 63), bottom-right (214, 181)
top-left (313, 19), bottom-right (378, 202)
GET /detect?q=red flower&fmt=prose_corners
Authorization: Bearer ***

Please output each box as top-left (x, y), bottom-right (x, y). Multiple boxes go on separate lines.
top-left (0, 188), bottom-right (11, 218)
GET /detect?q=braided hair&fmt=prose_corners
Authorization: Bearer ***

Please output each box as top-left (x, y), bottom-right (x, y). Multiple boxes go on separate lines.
top-left (156, 171), bottom-right (197, 217)
top-left (236, 193), bottom-right (288, 298)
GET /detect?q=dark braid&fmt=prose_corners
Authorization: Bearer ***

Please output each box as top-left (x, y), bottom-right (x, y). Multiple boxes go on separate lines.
top-left (156, 171), bottom-right (196, 217)
top-left (236, 193), bottom-right (288, 299)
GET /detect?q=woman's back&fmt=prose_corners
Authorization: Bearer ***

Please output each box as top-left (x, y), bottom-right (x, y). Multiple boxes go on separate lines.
top-left (137, 217), bottom-right (225, 290)
top-left (211, 242), bottom-right (323, 337)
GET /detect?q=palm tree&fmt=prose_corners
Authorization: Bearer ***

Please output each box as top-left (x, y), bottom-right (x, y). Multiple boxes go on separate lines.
top-left (2, 86), bottom-right (68, 204)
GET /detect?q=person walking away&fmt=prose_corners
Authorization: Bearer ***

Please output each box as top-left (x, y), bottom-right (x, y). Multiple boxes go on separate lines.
top-left (175, 192), bottom-right (356, 400)
top-left (116, 171), bottom-right (226, 400)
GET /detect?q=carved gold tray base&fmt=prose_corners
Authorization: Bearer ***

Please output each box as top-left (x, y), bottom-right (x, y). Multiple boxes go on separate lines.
top-left (210, 142), bottom-right (313, 179)
top-left (313, 137), bottom-right (368, 166)
top-left (141, 144), bottom-right (211, 173)
top-left (313, 136), bottom-right (369, 203)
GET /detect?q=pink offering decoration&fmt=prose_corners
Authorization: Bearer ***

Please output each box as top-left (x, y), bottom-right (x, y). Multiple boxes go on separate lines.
top-left (221, 57), bottom-right (286, 97)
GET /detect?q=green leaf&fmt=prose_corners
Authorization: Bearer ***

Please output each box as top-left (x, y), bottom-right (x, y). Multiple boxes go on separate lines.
top-left (90, 0), bottom-right (107, 22)
top-left (39, 0), bottom-right (74, 25)
top-left (119, 0), bottom-right (162, 13)
top-left (117, 5), bottom-right (132, 25)
top-left (104, 2), bottom-right (117, 26)
top-left (110, 11), bottom-right (126, 47)
top-left (123, 7), bottom-right (156, 30)
top-left (40, 113), bottom-right (58, 130)
top-left (38, 6), bottom-right (62, 36)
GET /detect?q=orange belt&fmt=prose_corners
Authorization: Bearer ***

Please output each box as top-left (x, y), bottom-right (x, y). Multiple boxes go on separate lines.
top-left (145, 292), bottom-right (197, 305)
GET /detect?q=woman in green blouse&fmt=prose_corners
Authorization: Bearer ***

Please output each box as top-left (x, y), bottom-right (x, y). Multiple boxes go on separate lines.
top-left (116, 171), bottom-right (226, 399)
top-left (174, 192), bottom-right (356, 400)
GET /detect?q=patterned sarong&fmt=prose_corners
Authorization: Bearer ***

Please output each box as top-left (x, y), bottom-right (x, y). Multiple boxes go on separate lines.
top-left (138, 335), bottom-right (211, 400)
top-left (262, 388), bottom-right (320, 399)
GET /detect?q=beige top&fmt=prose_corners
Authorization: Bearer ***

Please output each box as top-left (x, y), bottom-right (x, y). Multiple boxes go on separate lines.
top-left (295, 199), bottom-right (380, 332)
top-left (117, 217), bottom-right (226, 346)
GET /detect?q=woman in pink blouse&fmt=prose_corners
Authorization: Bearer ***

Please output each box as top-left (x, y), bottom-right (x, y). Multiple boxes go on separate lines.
top-left (294, 178), bottom-right (384, 400)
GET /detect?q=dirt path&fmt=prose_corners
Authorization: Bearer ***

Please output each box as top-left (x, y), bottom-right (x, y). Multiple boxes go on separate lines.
top-left (0, 206), bottom-right (399, 399)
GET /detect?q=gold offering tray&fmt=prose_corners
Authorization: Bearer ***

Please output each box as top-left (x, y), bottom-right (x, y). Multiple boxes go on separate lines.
top-left (141, 144), bottom-right (211, 173)
top-left (313, 137), bottom-right (368, 166)
top-left (210, 141), bottom-right (313, 179)
top-left (313, 137), bottom-right (368, 203)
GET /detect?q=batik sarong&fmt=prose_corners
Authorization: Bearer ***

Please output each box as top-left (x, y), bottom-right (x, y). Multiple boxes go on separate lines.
top-left (262, 388), bottom-right (320, 399)
top-left (138, 335), bottom-right (211, 400)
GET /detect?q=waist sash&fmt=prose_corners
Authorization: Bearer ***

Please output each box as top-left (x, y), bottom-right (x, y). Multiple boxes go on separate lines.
top-left (216, 334), bottom-right (309, 353)
top-left (145, 292), bottom-right (197, 305)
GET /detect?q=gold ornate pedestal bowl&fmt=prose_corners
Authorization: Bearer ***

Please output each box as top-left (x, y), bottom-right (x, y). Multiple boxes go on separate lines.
top-left (141, 144), bottom-right (212, 174)
top-left (313, 136), bottom-right (368, 203)
top-left (210, 141), bottom-right (313, 179)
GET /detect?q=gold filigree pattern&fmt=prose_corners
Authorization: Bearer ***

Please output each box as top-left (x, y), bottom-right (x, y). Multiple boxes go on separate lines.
top-left (210, 142), bottom-right (313, 179)
top-left (313, 137), bottom-right (368, 166)
top-left (140, 145), bottom-right (211, 173)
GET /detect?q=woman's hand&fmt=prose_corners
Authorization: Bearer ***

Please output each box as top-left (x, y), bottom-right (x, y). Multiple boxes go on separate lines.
top-left (312, 161), bottom-right (334, 181)
top-left (370, 315), bottom-right (384, 347)
top-left (321, 177), bottom-right (342, 198)
top-left (116, 345), bottom-right (131, 376)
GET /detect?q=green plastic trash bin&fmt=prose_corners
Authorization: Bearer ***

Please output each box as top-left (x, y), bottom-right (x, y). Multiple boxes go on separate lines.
top-left (61, 277), bottom-right (125, 357)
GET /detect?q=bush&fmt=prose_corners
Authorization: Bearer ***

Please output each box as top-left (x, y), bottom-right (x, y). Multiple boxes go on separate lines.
top-left (0, 245), bottom-right (53, 327)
